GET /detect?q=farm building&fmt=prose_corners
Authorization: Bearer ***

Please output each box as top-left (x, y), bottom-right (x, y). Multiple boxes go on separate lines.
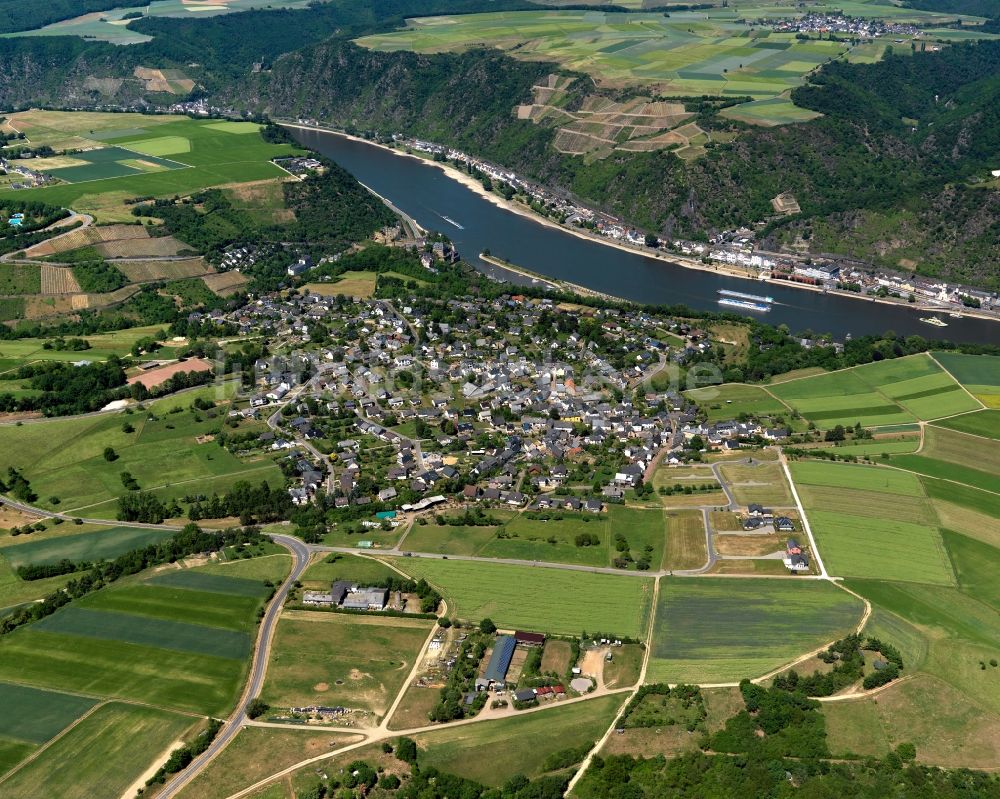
top-left (483, 635), bottom-right (517, 685)
top-left (515, 631), bottom-right (546, 647)
top-left (342, 587), bottom-right (389, 611)
top-left (513, 688), bottom-right (537, 703)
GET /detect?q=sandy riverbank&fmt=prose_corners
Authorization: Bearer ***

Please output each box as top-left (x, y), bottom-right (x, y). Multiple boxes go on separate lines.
top-left (282, 123), bottom-right (999, 325)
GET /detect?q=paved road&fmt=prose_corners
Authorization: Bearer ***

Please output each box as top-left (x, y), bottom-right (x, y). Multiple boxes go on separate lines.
top-left (156, 533), bottom-right (311, 799)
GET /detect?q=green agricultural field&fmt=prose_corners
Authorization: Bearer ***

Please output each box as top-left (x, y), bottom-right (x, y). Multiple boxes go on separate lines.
top-left (789, 460), bottom-right (923, 496)
top-left (914, 425), bottom-right (1000, 477)
top-left (0, 559), bottom-right (73, 613)
top-left (1, 526), bottom-right (172, 568)
top-left (263, 612), bottom-right (432, 717)
top-left (78, 583), bottom-right (263, 632)
top-left (664, 510), bottom-right (708, 571)
top-left (648, 578), bottom-right (863, 683)
top-left (684, 383), bottom-right (789, 422)
top-left (770, 354), bottom-right (977, 426)
top-left (933, 352), bottom-right (1000, 400)
top-left (808, 510), bottom-right (954, 585)
top-left (0, 703), bottom-right (194, 799)
top-left (0, 115), bottom-right (301, 221)
top-left (0, 682), bottom-right (97, 774)
top-left (943, 530), bottom-right (1000, 611)
top-left (719, 95), bottom-right (820, 126)
top-left (403, 522), bottom-right (507, 558)
top-left (398, 558), bottom-right (653, 638)
top-left (414, 694), bottom-right (624, 785)
top-left (805, 437), bottom-right (920, 458)
top-left (145, 569), bottom-right (274, 598)
top-left (890, 455), bottom-right (1000, 495)
top-left (358, 11), bottom-right (852, 105)
top-left (187, 553), bottom-right (291, 583)
top-left (0, 403), bottom-right (282, 515)
top-left (932, 410), bottom-right (1000, 440)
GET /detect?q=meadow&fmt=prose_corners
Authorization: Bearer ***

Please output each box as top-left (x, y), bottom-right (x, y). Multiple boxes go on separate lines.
top-left (299, 552), bottom-right (400, 589)
top-left (648, 578), bottom-right (863, 683)
top-left (413, 694), bottom-right (624, 785)
top-left (263, 612), bottom-right (432, 717)
top-left (788, 460), bottom-right (922, 496)
top-left (769, 354), bottom-right (979, 427)
top-left (664, 510), bottom-right (708, 571)
top-left (0, 703), bottom-right (195, 799)
top-left (887, 425), bottom-right (1000, 494)
top-left (684, 382), bottom-right (789, 422)
top-left (0, 401), bottom-right (281, 516)
top-left (397, 558), bottom-right (653, 638)
top-left (0, 113), bottom-right (301, 221)
top-left (0, 564), bottom-right (273, 716)
top-left (404, 506), bottom-right (665, 571)
top-left (717, 460), bottom-right (793, 506)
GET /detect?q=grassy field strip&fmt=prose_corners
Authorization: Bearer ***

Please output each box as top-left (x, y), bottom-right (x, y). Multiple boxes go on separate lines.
top-left (396, 558), bottom-right (653, 638)
top-left (930, 409), bottom-right (1000, 440)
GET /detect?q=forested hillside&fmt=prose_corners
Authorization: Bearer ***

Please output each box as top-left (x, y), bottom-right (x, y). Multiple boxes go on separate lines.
top-left (240, 39), bottom-right (1000, 288)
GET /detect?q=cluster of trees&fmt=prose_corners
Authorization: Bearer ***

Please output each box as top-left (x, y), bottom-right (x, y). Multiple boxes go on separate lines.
top-left (430, 631), bottom-right (489, 722)
top-left (0, 356), bottom-right (126, 416)
top-left (69, 260), bottom-right (128, 293)
top-left (117, 490), bottom-right (173, 524)
top-left (146, 719), bottom-right (223, 787)
top-left (773, 634), bottom-right (867, 696)
top-left (1, 466), bottom-right (35, 503)
top-left (187, 480), bottom-right (293, 524)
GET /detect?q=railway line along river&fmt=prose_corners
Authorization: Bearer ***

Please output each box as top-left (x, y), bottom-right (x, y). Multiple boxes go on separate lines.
top-left (291, 127), bottom-right (999, 346)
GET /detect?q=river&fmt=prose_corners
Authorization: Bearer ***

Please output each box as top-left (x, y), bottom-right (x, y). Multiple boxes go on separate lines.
top-left (292, 127), bottom-right (999, 346)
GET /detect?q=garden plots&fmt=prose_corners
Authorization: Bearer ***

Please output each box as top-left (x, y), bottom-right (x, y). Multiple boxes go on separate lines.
top-left (0, 395), bottom-right (281, 517)
top-left (789, 460), bottom-right (955, 585)
top-left (397, 558), bottom-right (653, 638)
top-left (769, 353), bottom-right (982, 428)
top-left (359, 12), bottom-right (850, 100)
top-left (403, 506), bottom-right (665, 571)
top-left (933, 352), bottom-right (1000, 408)
top-left (262, 611), bottom-right (434, 723)
top-left (0, 112), bottom-right (301, 221)
top-left (647, 578), bottom-right (863, 683)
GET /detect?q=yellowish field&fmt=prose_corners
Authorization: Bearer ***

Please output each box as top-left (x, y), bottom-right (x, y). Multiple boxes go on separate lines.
top-left (202, 272), bottom-right (249, 296)
top-left (304, 271), bottom-right (377, 298)
top-left (39, 265), bottom-right (81, 294)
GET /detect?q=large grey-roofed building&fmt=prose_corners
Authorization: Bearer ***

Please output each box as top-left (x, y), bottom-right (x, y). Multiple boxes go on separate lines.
top-left (483, 635), bottom-right (516, 684)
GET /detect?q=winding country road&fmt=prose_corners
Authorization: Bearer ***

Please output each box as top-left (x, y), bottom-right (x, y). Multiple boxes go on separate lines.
top-left (156, 533), bottom-right (312, 799)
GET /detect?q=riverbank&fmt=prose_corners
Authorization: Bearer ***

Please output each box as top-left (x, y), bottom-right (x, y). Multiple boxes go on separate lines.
top-left (282, 122), bottom-right (999, 327)
top-left (479, 253), bottom-right (621, 302)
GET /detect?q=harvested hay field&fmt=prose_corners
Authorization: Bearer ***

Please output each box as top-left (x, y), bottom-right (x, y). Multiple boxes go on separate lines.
top-left (222, 178), bottom-right (296, 225)
top-left (40, 265), bottom-right (81, 295)
top-left (128, 358), bottom-right (214, 390)
top-left (202, 272), bottom-right (249, 297)
top-left (96, 236), bottom-right (188, 259)
top-left (117, 258), bottom-right (211, 282)
top-left (85, 285), bottom-right (141, 309)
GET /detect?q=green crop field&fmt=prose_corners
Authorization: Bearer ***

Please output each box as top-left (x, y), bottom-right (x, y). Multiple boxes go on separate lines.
top-left (398, 558), bottom-right (653, 638)
top-left (358, 11), bottom-right (852, 105)
top-left (789, 460), bottom-right (923, 496)
top-left (0, 560), bottom-right (275, 715)
top-left (684, 383), bottom-right (789, 422)
top-left (0, 702), bottom-right (194, 799)
top-left (891, 455), bottom-right (1000, 495)
top-left (1, 526), bottom-right (172, 568)
top-left (933, 352), bottom-right (1000, 400)
top-left (805, 437), bottom-right (920, 458)
top-left (34, 606), bottom-right (252, 659)
top-left (263, 612), bottom-right (432, 717)
top-left (648, 578), bottom-right (863, 683)
top-left (932, 410), bottom-right (1000, 440)
top-left (0, 682), bottom-right (98, 774)
top-left (808, 511), bottom-right (954, 585)
top-left (915, 426), bottom-right (1000, 476)
top-left (0, 114), bottom-right (301, 222)
top-left (414, 693), bottom-right (624, 785)
top-left (770, 354), bottom-right (977, 426)
top-left (0, 403), bottom-right (281, 515)
top-left (300, 553), bottom-right (399, 589)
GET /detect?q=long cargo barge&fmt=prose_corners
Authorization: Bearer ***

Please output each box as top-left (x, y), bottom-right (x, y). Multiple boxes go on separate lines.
top-left (718, 288), bottom-right (774, 304)
top-left (718, 297), bottom-right (770, 312)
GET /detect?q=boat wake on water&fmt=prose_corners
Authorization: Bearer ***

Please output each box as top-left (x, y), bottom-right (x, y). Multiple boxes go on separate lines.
top-left (438, 212), bottom-right (464, 229)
